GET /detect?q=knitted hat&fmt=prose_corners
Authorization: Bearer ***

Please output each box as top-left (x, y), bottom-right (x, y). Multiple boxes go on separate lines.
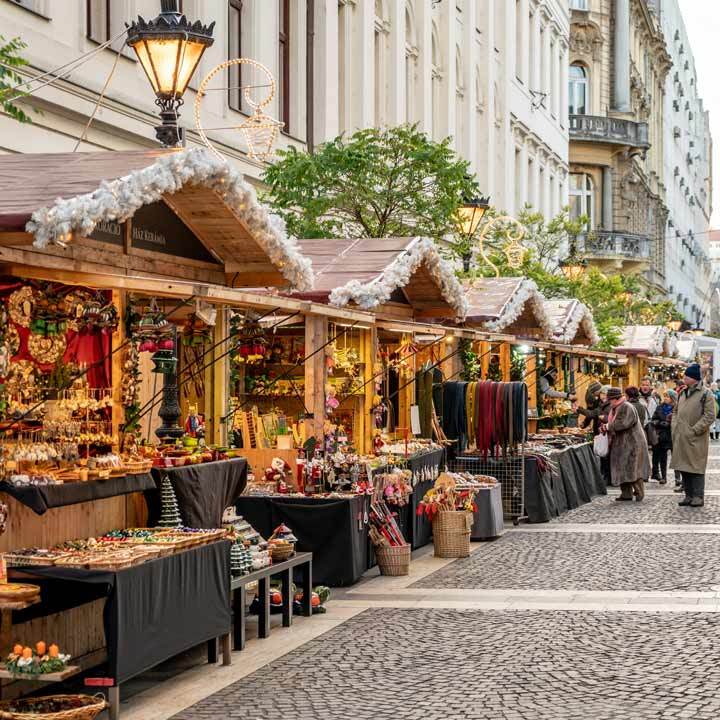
top-left (606, 387), bottom-right (622, 399)
top-left (665, 389), bottom-right (678, 402)
top-left (684, 363), bottom-right (702, 383)
top-left (588, 381), bottom-right (602, 395)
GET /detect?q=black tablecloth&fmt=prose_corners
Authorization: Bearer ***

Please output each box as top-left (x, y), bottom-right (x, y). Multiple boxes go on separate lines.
top-left (524, 442), bottom-right (605, 522)
top-left (11, 541), bottom-right (231, 684)
top-left (407, 449), bottom-right (445, 549)
top-left (0, 473), bottom-right (155, 515)
top-left (471, 485), bottom-right (505, 539)
top-left (236, 495), bottom-right (369, 587)
top-left (148, 458), bottom-right (248, 529)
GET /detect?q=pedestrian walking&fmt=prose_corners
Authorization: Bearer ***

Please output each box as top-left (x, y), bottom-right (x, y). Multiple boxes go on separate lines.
top-left (650, 390), bottom-right (676, 485)
top-left (626, 386), bottom-right (651, 483)
top-left (605, 387), bottom-right (650, 502)
top-left (710, 382), bottom-right (720, 441)
top-left (671, 363), bottom-right (716, 508)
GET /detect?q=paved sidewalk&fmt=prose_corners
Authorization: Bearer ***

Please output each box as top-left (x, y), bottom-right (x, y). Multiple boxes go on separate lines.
top-left (121, 451), bottom-right (720, 720)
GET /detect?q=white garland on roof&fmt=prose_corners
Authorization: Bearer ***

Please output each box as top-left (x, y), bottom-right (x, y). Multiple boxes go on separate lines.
top-left (483, 278), bottom-right (555, 338)
top-left (327, 237), bottom-right (468, 317)
top-left (552, 300), bottom-right (601, 346)
top-left (25, 148), bottom-right (314, 291)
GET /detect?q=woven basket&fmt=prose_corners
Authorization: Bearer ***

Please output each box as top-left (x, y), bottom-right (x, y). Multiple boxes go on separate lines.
top-left (375, 543), bottom-right (410, 576)
top-left (0, 695), bottom-right (107, 720)
top-left (432, 511), bottom-right (473, 558)
top-left (270, 544), bottom-right (295, 562)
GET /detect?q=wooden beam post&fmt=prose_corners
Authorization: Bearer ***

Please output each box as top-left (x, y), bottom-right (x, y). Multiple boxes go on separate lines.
top-left (526, 352), bottom-right (538, 414)
top-left (304, 314), bottom-right (328, 443)
top-left (499, 342), bottom-right (511, 382)
top-left (363, 327), bottom-right (378, 454)
top-left (111, 290), bottom-right (125, 445)
top-left (212, 306), bottom-right (229, 445)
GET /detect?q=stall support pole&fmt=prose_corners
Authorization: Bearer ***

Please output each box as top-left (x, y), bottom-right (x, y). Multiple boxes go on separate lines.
top-left (362, 327), bottom-right (376, 455)
top-left (526, 352), bottom-right (538, 413)
top-left (111, 290), bottom-right (125, 441)
top-left (304, 314), bottom-right (328, 442)
top-left (480, 341), bottom-right (490, 378)
top-left (499, 343), bottom-right (511, 382)
top-left (211, 308), bottom-right (229, 446)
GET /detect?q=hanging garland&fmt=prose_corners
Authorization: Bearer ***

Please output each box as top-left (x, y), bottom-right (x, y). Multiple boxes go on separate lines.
top-left (26, 148), bottom-right (314, 292)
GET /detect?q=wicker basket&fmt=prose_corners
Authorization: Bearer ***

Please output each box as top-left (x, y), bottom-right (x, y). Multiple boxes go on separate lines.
top-left (432, 510), bottom-right (473, 558)
top-left (270, 544), bottom-right (295, 562)
top-left (375, 543), bottom-right (410, 576)
top-left (0, 695), bottom-right (107, 720)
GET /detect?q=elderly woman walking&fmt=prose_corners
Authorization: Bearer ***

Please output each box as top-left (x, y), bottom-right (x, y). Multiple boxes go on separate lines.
top-left (605, 387), bottom-right (651, 501)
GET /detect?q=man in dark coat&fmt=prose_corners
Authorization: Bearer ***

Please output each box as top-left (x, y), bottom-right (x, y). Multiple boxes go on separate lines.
top-left (671, 363), bottom-right (716, 507)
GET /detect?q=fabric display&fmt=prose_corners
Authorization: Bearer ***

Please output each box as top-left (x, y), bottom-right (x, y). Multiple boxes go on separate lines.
top-left (441, 381), bottom-right (528, 455)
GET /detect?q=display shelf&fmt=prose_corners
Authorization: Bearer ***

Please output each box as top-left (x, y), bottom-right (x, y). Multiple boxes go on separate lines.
top-left (0, 664), bottom-right (81, 682)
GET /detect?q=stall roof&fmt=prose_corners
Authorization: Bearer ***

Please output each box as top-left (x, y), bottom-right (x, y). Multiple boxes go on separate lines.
top-left (615, 325), bottom-right (677, 357)
top-left (291, 236), bottom-right (467, 319)
top-left (0, 148), bottom-right (313, 290)
top-left (463, 277), bottom-right (554, 338)
top-left (544, 298), bottom-right (600, 346)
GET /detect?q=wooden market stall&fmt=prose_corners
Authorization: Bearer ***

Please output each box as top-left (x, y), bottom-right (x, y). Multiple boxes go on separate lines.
top-left (614, 325), bottom-right (679, 386)
top-left (0, 147), bottom-right (372, 703)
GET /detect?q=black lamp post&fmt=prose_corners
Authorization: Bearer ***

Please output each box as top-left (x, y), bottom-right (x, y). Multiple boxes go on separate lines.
top-left (126, 0), bottom-right (215, 147)
top-left (559, 236), bottom-right (588, 282)
top-left (456, 193), bottom-right (490, 271)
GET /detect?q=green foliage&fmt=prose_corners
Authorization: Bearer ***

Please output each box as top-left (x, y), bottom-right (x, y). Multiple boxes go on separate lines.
top-left (262, 124), bottom-right (476, 239)
top-left (0, 35), bottom-right (33, 124)
top-left (459, 206), bottom-right (682, 351)
top-left (459, 338), bottom-right (481, 381)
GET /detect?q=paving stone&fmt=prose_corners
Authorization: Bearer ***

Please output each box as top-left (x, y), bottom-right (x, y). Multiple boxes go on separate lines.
top-left (556, 494), bottom-right (720, 524)
top-left (411, 531), bottom-right (720, 591)
top-left (170, 609), bottom-right (720, 720)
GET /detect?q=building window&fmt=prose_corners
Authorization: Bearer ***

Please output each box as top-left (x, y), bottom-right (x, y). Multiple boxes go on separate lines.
top-left (8, 0), bottom-right (46, 15)
top-left (278, 0), bottom-right (291, 131)
top-left (375, 0), bottom-right (389, 126)
top-left (405, 3), bottom-right (418, 124)
top-left (570, 0), bottom-right (589, 9)
top-left (228, 0), bottom-right (246, 113)
top-left (570, 173), bottom-right (594, 227)
top-left (569, 63), bottom-right (587, 115)
top-left (431, 25), bottom-right (442, 140)
top-left (87, 0), bottom-right (129, 53)
top-left (515, 0), bottom-right (522, 82)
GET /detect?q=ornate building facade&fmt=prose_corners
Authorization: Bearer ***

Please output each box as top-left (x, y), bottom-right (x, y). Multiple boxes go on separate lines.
top-left (568, 0), bottom-right (671, 291)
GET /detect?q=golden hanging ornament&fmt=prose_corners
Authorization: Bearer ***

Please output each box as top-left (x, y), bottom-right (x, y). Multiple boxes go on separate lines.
top-left (28, 334), bottom-right (66, 365)
top-left (8, 287), bottom-right (35, 328)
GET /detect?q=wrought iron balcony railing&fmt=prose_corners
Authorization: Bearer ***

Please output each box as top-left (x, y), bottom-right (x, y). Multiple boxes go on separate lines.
top-left (569, 115), bottom-right (650, 150)
top-left (577, 231), bottom-right (652, 261)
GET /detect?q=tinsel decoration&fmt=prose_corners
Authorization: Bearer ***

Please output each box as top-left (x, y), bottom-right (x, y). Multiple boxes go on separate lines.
top-left (328, 237), bottom-right (468, 318)
top-left (25, 148), bottom-right (314, 291)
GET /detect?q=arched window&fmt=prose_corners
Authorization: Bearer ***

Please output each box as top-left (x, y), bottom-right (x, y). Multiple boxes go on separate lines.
top-left (431, 24), bottom-right (442, 139)
top-left (375, 0), bottom-right (389, 126)
top-left (569, 63), bottom-right (588, 115)
top-left (405, 3), bottom-right (418, 123)
top-left (570, 173), bottom-right (594, 227)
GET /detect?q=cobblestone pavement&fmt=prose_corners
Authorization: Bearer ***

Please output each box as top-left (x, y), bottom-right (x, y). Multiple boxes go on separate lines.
top-left (171, 609), bottom-right (720, 720)
top-left (556, 493), bottom-right (720, 524)
top-left (411, 531), bottom-right (720, 591)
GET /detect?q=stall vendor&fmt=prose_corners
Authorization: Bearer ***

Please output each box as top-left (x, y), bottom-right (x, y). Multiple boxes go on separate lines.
top-left (539, 367), bottom-right (576, 401)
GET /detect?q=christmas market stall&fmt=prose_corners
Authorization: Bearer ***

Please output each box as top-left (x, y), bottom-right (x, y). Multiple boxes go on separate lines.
top-left (614, 325), bottom-right (681, 386)
top-left (238, 237), bottom-right (472, 580)
top-left (0, 147), bottom-right (342, 704)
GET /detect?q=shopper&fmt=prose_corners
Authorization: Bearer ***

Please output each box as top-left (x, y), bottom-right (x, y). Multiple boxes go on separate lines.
top-left (539, 367), bottom-right (576, 401)
top-left (576, 384), bottom-right (611, 484)
top-left (575, 381), bottom-right (604, 435)
top-left (605, 387), bottom-right (650, 502)
top-left (710, 383), bottom-right (720, 441)
top-left (671, 363), bottom-right (716, 508)
top-left (650, 390), bottom-right (676, 485)
top-left (639, 376), bottom-right (659, 419)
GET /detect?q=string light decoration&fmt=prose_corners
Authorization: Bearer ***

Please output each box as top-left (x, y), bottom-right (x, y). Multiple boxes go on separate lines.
top-left (476, 216), bottom-right (527, 277)
top-left (194, 58), bottom-right (283, 163)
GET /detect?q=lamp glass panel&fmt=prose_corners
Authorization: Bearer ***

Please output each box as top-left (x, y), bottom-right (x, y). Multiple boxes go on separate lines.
top-left (133, 41), bottom-right (160, 93)
top-left (134, 38), bottom-right (189, 97)
top-left (457, 205), bottom-right (486, 236)
top-left (174, 40), bottom-right (206, 95)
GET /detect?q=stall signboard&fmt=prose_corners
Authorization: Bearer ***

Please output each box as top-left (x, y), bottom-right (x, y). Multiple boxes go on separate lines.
top-left (89, 201), bottom-right (220, 264)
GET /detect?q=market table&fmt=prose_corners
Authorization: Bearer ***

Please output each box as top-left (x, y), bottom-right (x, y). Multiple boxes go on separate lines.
top-left (407, 448), bottom-right (445, 549)
top-left (231, 552), bottom-right (312, 651)
top-left (0, 473), bottom-right (155, 515)
top-left (10, 540), bottom-right (232, 718)
top-left (147, 458), bottom-right (248, 529)
top-left (470, 485), bottom-right (505, 539)
top-left (236, 495), bottom-right (368, 587)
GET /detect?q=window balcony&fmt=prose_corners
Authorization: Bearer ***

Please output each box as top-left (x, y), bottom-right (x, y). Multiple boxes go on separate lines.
top-left (577, 231), bottom-right (652, 264)
top-left (569, 115), bottom-right (650, 151)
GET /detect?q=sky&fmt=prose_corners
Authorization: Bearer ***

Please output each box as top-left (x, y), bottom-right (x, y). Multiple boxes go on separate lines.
top-left (677, 0), bottom-right (720, 227)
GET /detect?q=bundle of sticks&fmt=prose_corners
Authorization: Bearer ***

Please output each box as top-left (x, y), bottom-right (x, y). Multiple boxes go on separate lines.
top-left (368, 501), bottom-right (407, 548)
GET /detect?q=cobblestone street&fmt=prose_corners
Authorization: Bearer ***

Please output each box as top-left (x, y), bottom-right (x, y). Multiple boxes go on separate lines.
top-left (124, 456), bottom-right (720, 720)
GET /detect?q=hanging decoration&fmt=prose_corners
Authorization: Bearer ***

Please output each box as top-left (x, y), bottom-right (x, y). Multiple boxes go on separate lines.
top-left (194, 58), bottom-right (283, 163)
top-left (231, 314), bottom-right (267, 365)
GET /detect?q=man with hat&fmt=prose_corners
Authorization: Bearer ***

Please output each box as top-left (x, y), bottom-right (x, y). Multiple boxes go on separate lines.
top-left (671, 363), bottom-right (716, 507)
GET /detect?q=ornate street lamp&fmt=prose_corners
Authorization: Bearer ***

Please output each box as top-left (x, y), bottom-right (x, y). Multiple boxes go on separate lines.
top-left (456, 193), bottom-right (490, 272)
top-left (559, 237), bottom-right (588, 282)
top-left (126, 0), bottom-right (215, 147)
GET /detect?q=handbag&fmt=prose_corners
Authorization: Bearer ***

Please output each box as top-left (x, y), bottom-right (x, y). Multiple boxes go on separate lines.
top-left (593, 432), bottom-right (609, 458)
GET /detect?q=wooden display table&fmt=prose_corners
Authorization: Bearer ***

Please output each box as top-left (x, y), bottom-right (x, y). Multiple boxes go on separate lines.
top-left (231, 552), bottom-right (313, 651)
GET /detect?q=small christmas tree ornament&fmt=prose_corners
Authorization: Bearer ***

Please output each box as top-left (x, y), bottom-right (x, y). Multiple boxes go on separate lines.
top-left (230, 542), bottom-right (243, 576)
top-left (157, 476), bottom-right (183, 528)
